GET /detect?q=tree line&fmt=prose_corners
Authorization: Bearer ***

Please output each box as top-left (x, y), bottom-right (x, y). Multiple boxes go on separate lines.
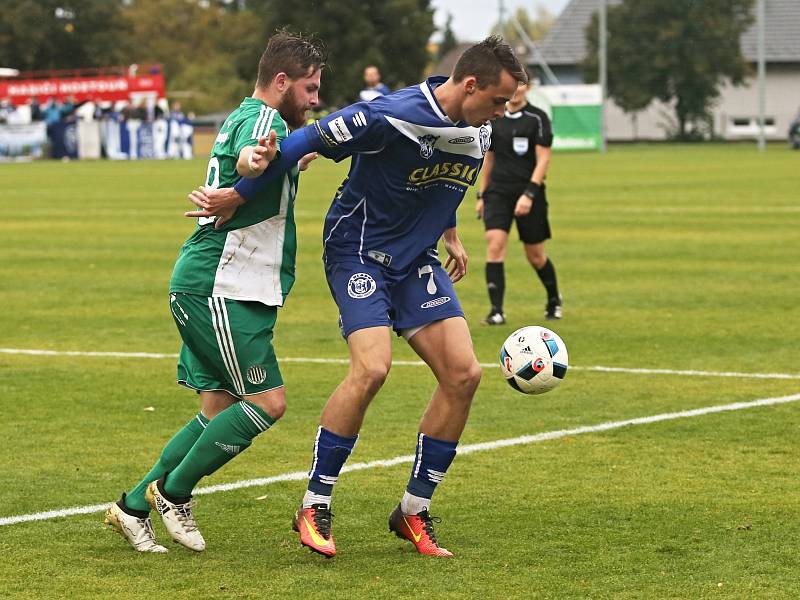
top-left (0, 0), bottom-right (436, 113)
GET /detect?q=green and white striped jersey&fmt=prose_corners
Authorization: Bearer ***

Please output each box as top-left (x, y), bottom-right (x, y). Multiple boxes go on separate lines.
top-left (170, 97), bottom-right (299, 306)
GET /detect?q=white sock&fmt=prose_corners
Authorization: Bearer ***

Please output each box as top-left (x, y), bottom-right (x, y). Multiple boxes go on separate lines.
top-left (302, 490), bottom-right (331, 509)
top-left (401, 491), bottom-right (430, 515)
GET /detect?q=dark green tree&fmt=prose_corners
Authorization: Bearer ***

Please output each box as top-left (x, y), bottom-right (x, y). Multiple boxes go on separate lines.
top-left (583, 0), bottom-right (754, 139)
top-left (437, 12), bottom-right (457, 60)
top-left (0, 0), bottom-right (133, 71)
top-left (259, 0), bottom-right (435, 105)
top-left (122, 0), bottom-right (262, 114)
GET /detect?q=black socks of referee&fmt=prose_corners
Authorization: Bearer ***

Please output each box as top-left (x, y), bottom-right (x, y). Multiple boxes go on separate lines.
top-left (535, 258), bottom-right (561, 304)
top-left (485, 262), bottom-right (505, 314)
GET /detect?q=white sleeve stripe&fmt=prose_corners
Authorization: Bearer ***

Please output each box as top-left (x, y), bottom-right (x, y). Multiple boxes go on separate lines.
top-left (251, 106), bottom-right (267, 139)
top-left (257, 108), bottom-right (276, 140)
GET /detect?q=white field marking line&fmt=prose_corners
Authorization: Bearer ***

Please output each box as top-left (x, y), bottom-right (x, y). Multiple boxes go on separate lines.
top-left (2, 347), bottom-right (800, 381)
top-left (2, 392), bottom-right (800, 527)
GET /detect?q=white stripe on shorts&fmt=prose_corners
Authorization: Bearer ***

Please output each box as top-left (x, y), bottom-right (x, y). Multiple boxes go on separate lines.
top-left (215, 297), bottom-right (247, 392)
top-left (208, 297), bottom-right (245, 395)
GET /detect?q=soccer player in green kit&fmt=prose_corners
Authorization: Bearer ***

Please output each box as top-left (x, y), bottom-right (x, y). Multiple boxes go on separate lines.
top-left (103, 30), bottom-right (325, 553)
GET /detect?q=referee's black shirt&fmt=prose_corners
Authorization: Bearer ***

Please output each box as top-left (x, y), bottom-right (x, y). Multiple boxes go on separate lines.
top-left (487, 103), bottom-right (553, 187)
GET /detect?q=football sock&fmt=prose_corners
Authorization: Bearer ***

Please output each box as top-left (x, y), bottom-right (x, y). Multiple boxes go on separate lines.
top-left (303, 426), bottom-right (358, 508)
top-left (402, 433), bottom-right (458, 513)
top-left (486, 261), bottom-right (505, 313)
top-left (124, 413), bottom-right (209, 512)
top-left (163, 400), bottom-right (275, 498)
top-left (535, 258), bottom-right (560, 303)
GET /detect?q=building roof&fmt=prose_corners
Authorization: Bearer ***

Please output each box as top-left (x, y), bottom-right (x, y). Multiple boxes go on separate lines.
top-left (430, 42), bottom-right (475, 77)
top-left (539, 0), bottom-right (800, 66)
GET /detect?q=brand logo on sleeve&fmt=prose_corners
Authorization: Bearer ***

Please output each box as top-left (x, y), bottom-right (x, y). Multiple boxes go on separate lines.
top-left (328, 116), bottom-right (353, 143)
top-left (352, 111), bottom-right (367, 128)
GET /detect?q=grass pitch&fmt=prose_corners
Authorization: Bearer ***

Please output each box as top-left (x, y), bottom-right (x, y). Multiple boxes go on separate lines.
top-left (1, 144), bottom-right (799, 599)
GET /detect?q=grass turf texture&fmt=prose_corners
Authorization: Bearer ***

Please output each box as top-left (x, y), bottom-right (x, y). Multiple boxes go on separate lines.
top-left (1, 144), bottom-right (798, 599)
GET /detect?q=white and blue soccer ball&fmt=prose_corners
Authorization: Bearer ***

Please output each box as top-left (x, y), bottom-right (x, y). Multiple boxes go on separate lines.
top-left (499, 326), bottom-right (569, 394)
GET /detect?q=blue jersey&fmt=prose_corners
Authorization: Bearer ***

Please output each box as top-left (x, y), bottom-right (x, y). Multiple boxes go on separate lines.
top-left (313, 76), bottom-right (491, 272)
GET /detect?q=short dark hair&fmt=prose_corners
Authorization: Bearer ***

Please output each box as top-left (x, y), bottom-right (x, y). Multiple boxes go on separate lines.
top-left (452, 35), bottom-right (528, 89)
top-left (256, 29), bottom-right (327, 89)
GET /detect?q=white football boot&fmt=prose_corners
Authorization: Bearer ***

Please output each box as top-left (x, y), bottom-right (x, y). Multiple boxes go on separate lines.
top-left (146, 479), bottom-right (206, 551)
top-left (104, 499), bottom-right (168, 553)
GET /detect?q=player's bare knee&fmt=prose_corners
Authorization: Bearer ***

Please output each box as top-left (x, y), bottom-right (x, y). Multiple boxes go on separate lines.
top-left (353, 362), bottom-right (391, 396)
top-left (248, 391), bottom-right (287, 421)
top-left (442, 359), bottom-right (482, 396)
top-left (464, 360), bottom-right (482, 394)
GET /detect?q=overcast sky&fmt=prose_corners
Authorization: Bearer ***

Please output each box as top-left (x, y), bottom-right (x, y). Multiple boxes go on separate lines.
top-left (431, 0), bottom-right (571, 42)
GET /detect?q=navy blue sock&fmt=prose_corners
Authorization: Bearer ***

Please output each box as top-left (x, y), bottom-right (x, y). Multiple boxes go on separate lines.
top-left (406, 433), bottom-right (458, 500)
top-left (306, 426), bottom-right (358, 497)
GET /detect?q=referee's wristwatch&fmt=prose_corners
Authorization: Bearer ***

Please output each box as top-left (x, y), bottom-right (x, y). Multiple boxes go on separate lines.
top-left (476, 191), bottom-right (483, 200)
top-left (523, 182), bottom-right (541, 200)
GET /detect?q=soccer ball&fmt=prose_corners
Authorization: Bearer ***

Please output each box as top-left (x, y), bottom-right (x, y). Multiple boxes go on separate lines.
top-left (499, 326), bottom-right (569, 394)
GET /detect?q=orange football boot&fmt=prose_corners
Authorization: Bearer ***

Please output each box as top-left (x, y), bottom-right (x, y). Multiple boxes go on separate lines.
top-left (388, 504), bottom-right (453, 557)
top-left (292, 504), bottom-right (336, 557)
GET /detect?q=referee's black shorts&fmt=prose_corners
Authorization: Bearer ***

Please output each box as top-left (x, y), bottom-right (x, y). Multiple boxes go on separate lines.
top-left (482, 182), bottom-right (551, 244)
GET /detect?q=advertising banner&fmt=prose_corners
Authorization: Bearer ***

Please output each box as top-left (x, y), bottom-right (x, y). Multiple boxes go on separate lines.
top-left (530, 85), bottom-right (603, 152)
top-left (0, 122), bottom-right (48, 160)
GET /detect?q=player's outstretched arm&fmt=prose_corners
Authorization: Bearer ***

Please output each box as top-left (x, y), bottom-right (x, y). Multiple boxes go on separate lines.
top-left (443, 227), bottom-right (468, 283)
top-left (236, 130), bottom-right (278, 178)
top-left (234, 126), bottom-right (324, 200)
top-left (185, 127), bottom-right (323, 229)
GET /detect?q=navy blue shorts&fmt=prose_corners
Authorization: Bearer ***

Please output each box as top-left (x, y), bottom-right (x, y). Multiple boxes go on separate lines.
top-left (325, 254), bottom-right (465, 339)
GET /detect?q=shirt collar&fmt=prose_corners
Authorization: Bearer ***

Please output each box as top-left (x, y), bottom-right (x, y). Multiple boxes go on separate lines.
top-left (420, 76), bottom-right (453, 123)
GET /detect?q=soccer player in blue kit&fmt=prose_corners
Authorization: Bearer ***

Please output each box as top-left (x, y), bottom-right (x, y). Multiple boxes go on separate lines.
top-left (188, 36), bottom-right (527, 557)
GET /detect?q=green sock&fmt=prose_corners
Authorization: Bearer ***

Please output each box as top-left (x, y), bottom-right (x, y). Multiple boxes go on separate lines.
top-left (124, 413), bottom-right (209, 512)
top-left (163, 400), bottom-right (274, 498)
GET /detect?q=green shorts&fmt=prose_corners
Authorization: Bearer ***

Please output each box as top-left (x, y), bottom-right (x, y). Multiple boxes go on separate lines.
top-left (169, 292), bottom-right (283, 398)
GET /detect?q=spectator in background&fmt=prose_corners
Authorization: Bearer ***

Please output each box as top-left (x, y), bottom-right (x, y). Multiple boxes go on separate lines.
top-left (29, 96), bottom-right (43, 121)
top-left (43, 98), bottom-right (61, 125)
top-left (60, 95), bottom-right (76, 121)
top-left (129, 98), bottom-right (147, 121)
top-left (0, 98), bottom-right (14, 124)
top-left (358, 65), bottom-right (391, 102)
top-left (790, 107), bottom-right (800, 149)
top-left (169, 101), bottom-right (186, 121)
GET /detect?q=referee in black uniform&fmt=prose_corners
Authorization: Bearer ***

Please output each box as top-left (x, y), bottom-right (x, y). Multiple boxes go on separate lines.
top-left (476, 78), bottom-right (562, 324)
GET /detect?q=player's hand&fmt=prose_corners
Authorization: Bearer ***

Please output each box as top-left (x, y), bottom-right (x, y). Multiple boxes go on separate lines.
top-left (514, 194), bottom-right (533, 217)
top-left (298, 152), bottom-right (318, 171)
top-left (443, 233), bottom-right (468, 283)
top-left (475, 198), bottom-right (484, 220)
top-left (247, 130), bottom-right (278, 176)
top-left (185, 186), bottom-right (246, 229)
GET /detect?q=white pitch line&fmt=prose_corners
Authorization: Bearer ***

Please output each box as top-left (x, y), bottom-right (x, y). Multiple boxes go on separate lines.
top-left (2, 347), bottom-right (800, 381)
top-left (2, 391), bottom-right (799, 527)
